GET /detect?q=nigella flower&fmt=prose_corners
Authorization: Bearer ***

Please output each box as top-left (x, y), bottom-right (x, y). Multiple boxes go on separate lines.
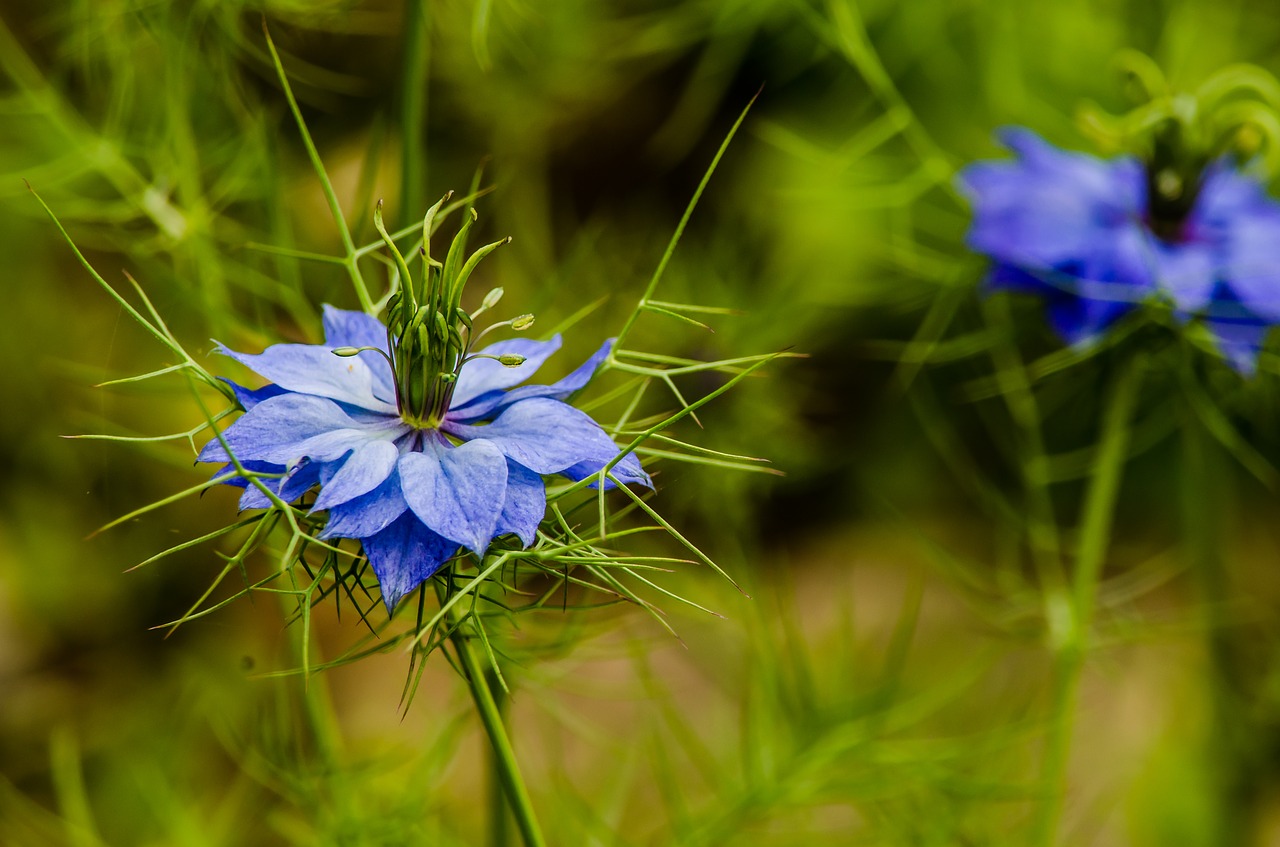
top-left (199, 308), bottom-right (649, 611)
top-left (198, 200), bottom-right (649, 612)
top-left (958, 127), bottom-right (1280, 372)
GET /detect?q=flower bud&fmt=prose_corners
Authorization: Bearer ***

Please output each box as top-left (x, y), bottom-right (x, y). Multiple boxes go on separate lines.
top-left (511, 314), bottom-right (535, 331)
top-left (331, 347), bottom-right (362, 357)
top-left (498, 353), bottom-right (526, 367)
top-left (481, 287), bottom-right (504, 310)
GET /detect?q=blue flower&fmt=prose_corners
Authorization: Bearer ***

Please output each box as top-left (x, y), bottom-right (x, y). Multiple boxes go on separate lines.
top-left (199, 306), bottom-right (650, 612)
top-left (958, 127), bottom-right (1280, 372)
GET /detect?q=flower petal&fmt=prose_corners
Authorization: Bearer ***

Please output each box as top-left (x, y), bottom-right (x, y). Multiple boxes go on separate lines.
top-left (449, 338), bottom-right (613, 422)
top-left (399, 437), bottom-right (509, 556)
top-left (449, 335), bottom-right (563, 409)
top-left (445, 397), bottom-right (642, 477)
top-left (319, 468), bottom-right (410, 540)
top-left (1219, 207), bottom-right (1280, 321)
top-left (561, 452), bottom-right (652, 489)
top-left (321, 305), bottom-right (396, 398)
top-left (218, 342), bottom-right (397, 412)
top-left (198, 393), bottom-right (407, 466)
top-left (1153, 240), bottom-right (1217, 313)
top-left (958, 128), bottom-right (1147, 271)
top-left (211, 459), bottom-right (282, 489)
top-left (219, 378), bottom-right (286, 412)
top-left (496, 461), bottom-right (545, 546)
top-left (1205, 313), bottom-right (1271, 375)
top-left (322, 305), bottom-right (390, 351)
top-left (312, 440), bottom-right (400, 511)
top-left (360, 513), bottom-right (458, 613)
top-left (238, 458), bottom-right (328, 510)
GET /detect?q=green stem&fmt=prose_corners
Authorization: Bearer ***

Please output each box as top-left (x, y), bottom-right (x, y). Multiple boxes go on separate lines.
top-left (448, 611), bottom-right (546, 847)
top-left (262, 23), bottom-right (375, 315)
top-left (1180, 384), bottom-right (1257, 844)
top-left (399, 0), bottom-right (429, 221)
top-left (1032, 355), bottom-right (1145, 847)
top-left (487, 670), bottom-right (513, 847)
top-left (612, 91), bottom-right (757, 352)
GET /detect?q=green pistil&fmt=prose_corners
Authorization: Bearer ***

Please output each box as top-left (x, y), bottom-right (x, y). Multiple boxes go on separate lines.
top-left (371, 193), bottom-right (517, 429)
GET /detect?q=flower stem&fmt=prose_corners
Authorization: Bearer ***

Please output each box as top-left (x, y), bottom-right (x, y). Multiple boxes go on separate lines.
top-left (448, 611), bottom-right (546, 847)
top-left (399, 0), bottom-right (429, 222)
top-left (1032, 355), bottom-right (1145, 847)
top-left (487, 672), bottom-right (513, 847)
top-left (1179, 381), bottom-right (1260, 843)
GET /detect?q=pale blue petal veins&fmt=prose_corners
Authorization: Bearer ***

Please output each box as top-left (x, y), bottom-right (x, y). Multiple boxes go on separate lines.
top-left (217, 343), bottom-right (397, 412)
top-left (445, 397), bottom-right (643, 477)
top-left (322, 305), bottom-right (390, 351)
top-left (312, 440), bottom-right (400, 511)
top-left (361, 513), bottom-right (458, 613)
top-left (449, 335), bottom-right (563, 409)
top-left (199, 393), bottom-right (354, 463)
top-left (496, 462), bottom-right (546, 546)
top-left (449, 338), bottom-right (613, 422)
top-left (319, 468), bottom-right (410, 540)
top-left (321, 305), bottom-right (396, 399)
top-left (399, 437), bottom-right (509, 556)
top-left (198, 393), bottom-right (408, 466)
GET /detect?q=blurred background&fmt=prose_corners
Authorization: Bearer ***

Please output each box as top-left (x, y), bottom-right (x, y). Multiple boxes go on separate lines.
top-left (6, 0), bottom-right (1280, 844)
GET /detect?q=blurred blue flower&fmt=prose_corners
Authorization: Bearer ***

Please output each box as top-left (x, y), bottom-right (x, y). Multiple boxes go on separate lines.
top-left (958, 127), bottom-right (1280, 371)
top-left (200, 306), bottom-right (650, 611)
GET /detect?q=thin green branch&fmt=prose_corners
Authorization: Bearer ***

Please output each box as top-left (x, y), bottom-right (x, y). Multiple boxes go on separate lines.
top-left (261, 20), bottom-right (373, 313)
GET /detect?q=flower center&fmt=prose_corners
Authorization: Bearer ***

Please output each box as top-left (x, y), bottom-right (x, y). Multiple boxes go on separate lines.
top-left (372, 194), bottom-right (523, 430)
top-left (1143, 120), bottom-right (1206, 243)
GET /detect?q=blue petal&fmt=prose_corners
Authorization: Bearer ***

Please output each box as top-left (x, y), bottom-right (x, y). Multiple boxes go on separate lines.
top-left (1193, 162), bottom-right (1271, 222)
top-left (958, 128), bottom-right (1147, 271)
top-left (360, 513), bottom-right (458, 614)
top-left (198, 393), bottom-right (408, 466)
top-left (496, 461), bottom-right (546, 546)
top-left (312, 440), bottom-right (400, 511)
top-left (219, 378), bottom-right (286, 412)
top-left (218, 342), bottom-right (397, 412)
top-left (322, 305), bottom-right (390, 351)
top-left (449, 338), bottom-right (613, 422)
top-left (1153, 240), bottom-right (1217, 313)
top-left (319, 468), bottom-right (410, 540)
top-left (449, 335), bottom-right (564, 409)
top-left (1217, 208), bottom-right (1280, 322)
top-left (445, 397), bottom-right (644, 478)
top-left (398, 437), bottom-right (509, 556)
top-left (321, 305), bottom-right (396, 399)
top-left (1043, 224), bottom-right (1154, 344)
top-left (238, 458), bottom-right (327, 510)
top-left (561, 453), bottom-right (652, 489)
top-left (1205, 314), bottom-right (1271, 375)
top-left (210, 459), bottom-right (282, 489)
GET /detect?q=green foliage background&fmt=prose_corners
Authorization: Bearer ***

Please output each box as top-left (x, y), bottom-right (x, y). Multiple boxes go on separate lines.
top-left (5, 0), bottom-right (1280, 844)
